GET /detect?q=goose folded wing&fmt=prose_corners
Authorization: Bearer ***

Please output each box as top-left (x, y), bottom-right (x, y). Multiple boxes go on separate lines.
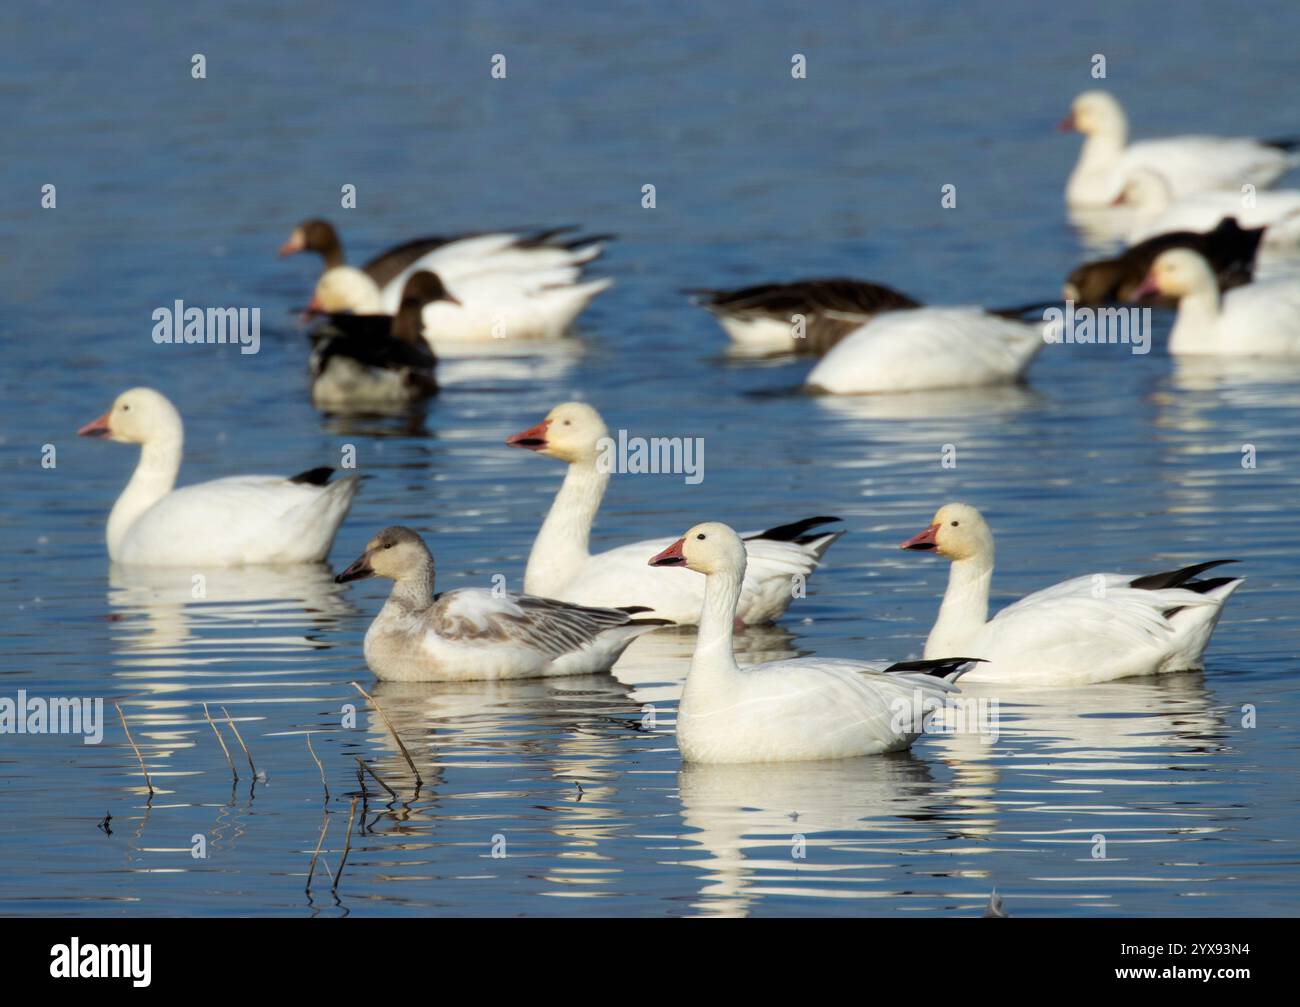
top-left (431, 589), bottom-right (632, 657)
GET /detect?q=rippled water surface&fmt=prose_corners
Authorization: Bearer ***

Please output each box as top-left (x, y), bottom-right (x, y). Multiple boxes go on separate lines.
top-left (3, 2), bottom-right (1300, 917)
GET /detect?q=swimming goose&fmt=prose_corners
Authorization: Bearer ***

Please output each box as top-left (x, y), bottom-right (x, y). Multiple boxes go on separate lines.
top-left (1135, 248), bottom-right (1300, 355)
top-left (310, 264), bottom-right (612, 344)
top-left (336, 526), bottom-right (669, 681)
top-left (648, 522), bottom-right (973, 763)
top-left (687, 278), bottom-right (920, 354)
top-left (507, 402), bottom-right (842, 625)
top-left (804, 307), bottom-right (1048, 394)
top-left (1064, 217), bottom-right (1263, 305)
top-left (280, 220), bottom-right (608, 293)
top-left (78, 388), bottom-right (360, 565)
top-left (900, 503), bottom-right (1242, 686)
top-left (309, 271), bottom-right (453, 409)
top-left (1119, 168), bottom-right (1300, 245)
top-left (1060, 90), bottom-right (1299, 207)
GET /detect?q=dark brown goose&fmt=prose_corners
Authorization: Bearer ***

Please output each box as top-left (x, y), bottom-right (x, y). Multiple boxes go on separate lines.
top-left (308, 271), bottom-right (456, 410)
top-left (688, 277), bottom-right (921, 355)
top-left (1065, 217), bottom-right (1264, 306)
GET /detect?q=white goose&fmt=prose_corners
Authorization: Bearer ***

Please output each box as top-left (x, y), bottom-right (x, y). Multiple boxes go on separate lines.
top-left (648, 522), bottom-right (973, 763)
top-left (78, 388), bottom-right (360, 565)
top-left (1120, 168), bottom-right (1300, 245)
top-left (336, 526), bottom-right (669, 682)
top-left (804, 307), bottom-right (1047, 394)
top-left (1136, 248), bottom-right (1300, 355)
top-left (900, 503), bottom-right (1242, 686)
top-left (310, 264), bottom-right (612, 344)
top-left (1060, 90), bottom-right (1299, 207)
top-left (507, 402), bottom-right (842, 625)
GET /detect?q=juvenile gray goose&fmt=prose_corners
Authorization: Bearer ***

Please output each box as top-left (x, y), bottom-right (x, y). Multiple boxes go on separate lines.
top-left (335, 526), bottom-right (671, 681)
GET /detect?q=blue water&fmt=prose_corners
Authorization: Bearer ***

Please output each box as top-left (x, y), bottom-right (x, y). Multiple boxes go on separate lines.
top-left (3, 1), bottom-right (1300, 916)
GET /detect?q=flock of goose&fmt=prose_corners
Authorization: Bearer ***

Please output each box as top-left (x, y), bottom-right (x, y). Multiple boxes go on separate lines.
top-left (78, 90), bottom-right (1291, 764)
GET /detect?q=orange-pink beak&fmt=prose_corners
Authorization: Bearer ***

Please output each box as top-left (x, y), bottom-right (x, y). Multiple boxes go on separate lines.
top-left (1056, 112), bottom-right (1076, 133)
top-left (278, 230), bottom-right (304, 257)
top-left (506, 419), bottom-right (551, 451)
top-left (1132, 273), bottom-right (1161, 300)
top-left (77, 411), bottom-right (112, 438)
top-left (649, 538), bottom-right (687, 567)
top-left (900, 523), bottom-right (941, 551)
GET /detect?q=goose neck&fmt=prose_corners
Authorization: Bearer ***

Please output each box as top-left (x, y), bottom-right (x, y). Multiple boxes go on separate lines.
top-left (524, 457), bottom-right (609, 593)
top-left (106, 428), bottom-right (183, 557)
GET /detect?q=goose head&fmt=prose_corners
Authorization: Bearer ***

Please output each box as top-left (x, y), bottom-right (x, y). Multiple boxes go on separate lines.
top-left (1133, 248), bottom-right (1218, 302)
top-left (279, 218), bottom-right (341, 260)
top-left (506, 401), bottom-right (609, 463)
top-left (399, 270), bottom-right (460, 310)
top-left (1113, 167), bottom-right (1173, 211)
top-left (77, 387), bottom-right (182, 445)
top-left (1059, 90), bottom-right (1126, 142)
top-left (649, 522), bottom-right (747, 577)
top-left (336, 526), bottom-right (431, 583)
top-left (308, 266), bottom-right (384, 315)
top-left (900, 503), bottom-right (993, 562)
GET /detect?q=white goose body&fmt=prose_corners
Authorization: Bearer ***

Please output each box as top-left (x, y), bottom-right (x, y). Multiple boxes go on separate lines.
top-left (1141, 248), bottom-right (1300, 356)
top-left (79, 389), bottom-right (359, 566)
top-left (507, 403), bottom-right (842, 625)
top-left (650, 523), bottom-right (970, 764)
top-left (1062, 91), bottom-right (1298, 207)
top-left (338, 527), bottom-right (666, 682)
top-left (902, 504), bottom-right (1242, 687)
top-left (804, 307), bottom-right (1045, 394)
top-left (314, 265), bottom-right (612, 344)
top-left (1120, 169), bottom-right (1300, 244)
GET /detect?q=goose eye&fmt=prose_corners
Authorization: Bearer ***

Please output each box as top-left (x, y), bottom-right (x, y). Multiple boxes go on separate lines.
top-left (696, 533), bottom-right (706, 540)
top-left (122, 404), bottom-right (130, 411)
top-left (563, 420), bottom-right (571, 426)
top-left (951, 520), bottom-right (959, 527)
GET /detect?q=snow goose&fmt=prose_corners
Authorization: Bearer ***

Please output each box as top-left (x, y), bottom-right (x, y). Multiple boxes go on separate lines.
top-left (900, 503), bottom-right (1242, 686)
top-left (648, 522), bottom-right (974, 763)
top-left (1065, 217), bottom-right (1263, 305)
top-left (1060, 90), bottom-right (1300, 207)
top-left (336, 526), bottom-right (669, 682)
top-left (78, 388), bottom-right (360, 565)
top-left (687, 278), bottom-right (920, 354)
top-left (309, 271), bottom-right (453, 410)
top-left (1119, 168), bottom-right (1300, 245)
top-left (507, 402), bottom-right (842, 625)
top-left (280, 220), bottom-right (608, 293)
top-left (804, 307), bottom-right (1048, 394)
top-left (310, 263), bottom-right (612, 344)
top-left (1135, 248), bottom-right (1300, 355)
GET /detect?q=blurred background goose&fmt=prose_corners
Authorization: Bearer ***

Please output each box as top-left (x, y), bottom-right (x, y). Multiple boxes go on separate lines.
top-left (649, 522), bottom-right (974, 763)
top-left (1060, 90), bottom-right (1300, 207)
top-left (506, 402), bottom-right (842, 624)
top-left (1135, 248), bottom-right (1300, 354)
top-left (308, 270), bottom-right (452, 410)
top-left (336, 526), bottom-right (669, 681)
top-left (900, 503), bottom-right (1242, 685)
top-left (1064, 217), bottom-right (1264, 305)
top-left (1118, 167), bottom-right (1300, 245)
top-left (78, 388), bottom-right (359, 565)
top-left (687, 278), bottom-right (920, 354)
top-left (804, 307), bottom-right (1048, 394)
